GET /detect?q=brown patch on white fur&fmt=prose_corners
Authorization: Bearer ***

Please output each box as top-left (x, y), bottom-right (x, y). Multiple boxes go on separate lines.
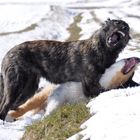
top-left (8, 84), bottom-right (56, 119)
top-left (108, 67), bottom-right (136, 89)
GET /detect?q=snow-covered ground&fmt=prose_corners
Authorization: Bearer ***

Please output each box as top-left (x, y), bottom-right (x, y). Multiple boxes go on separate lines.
top-left (69, 86), bottom-right (140, 140)
top-left (0, 0), bottom-right (140, 140)
top-left (82, 87), bottom-right (140, 140)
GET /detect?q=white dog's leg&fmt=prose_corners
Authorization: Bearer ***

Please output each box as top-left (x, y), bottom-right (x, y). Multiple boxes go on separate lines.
top-left (43, 82), bottom-right (86, 118)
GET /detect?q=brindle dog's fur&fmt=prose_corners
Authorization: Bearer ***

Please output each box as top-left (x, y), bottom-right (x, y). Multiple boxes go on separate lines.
top-left (0, 19), bottom-right (130, 120)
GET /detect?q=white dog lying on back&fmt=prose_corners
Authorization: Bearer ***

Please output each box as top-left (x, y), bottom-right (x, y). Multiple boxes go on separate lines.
top-left (7, 57), bottom-right (140, 120)
top-left (45, 57), bottom-right (140, 116)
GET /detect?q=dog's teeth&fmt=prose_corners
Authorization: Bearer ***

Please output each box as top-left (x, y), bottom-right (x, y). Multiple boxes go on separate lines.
top-left (108, 37), bottom-right (112, 43)
top-left (118, 31), bottom-right (125, 37)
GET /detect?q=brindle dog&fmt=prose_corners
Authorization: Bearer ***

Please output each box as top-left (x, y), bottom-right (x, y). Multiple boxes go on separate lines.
top-left (0, 19), bottom-right (130, 120)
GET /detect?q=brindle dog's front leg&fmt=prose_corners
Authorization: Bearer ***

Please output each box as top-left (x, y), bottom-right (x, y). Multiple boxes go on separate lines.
top-left (82, 71), bottom-right (103, 98)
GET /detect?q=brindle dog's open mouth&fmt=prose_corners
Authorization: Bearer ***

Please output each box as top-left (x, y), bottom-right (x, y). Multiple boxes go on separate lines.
top-left (122, 57), bottom-right (140, 74)
top-left (108, 30), bottom-right (125, 46)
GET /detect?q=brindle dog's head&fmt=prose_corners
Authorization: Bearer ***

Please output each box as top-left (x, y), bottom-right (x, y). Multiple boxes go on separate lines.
top-left (100, 19), bottom-right (130, 52)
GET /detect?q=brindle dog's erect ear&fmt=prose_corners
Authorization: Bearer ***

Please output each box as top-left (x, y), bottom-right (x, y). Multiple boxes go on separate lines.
top-left (104, 18), bottom-right (111, 25)
top-left (107, 18), bottom-right (111, 22)
top-left (105, 18), bottom-right (113, 25)
top-left (118, 72), bottom-right (140, 89)
top-left (101, 18), bottom-right (111, 30)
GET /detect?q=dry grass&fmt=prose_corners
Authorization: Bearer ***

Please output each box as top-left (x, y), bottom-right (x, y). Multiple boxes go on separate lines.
top-left (22, 102), bottom-right (90, 140)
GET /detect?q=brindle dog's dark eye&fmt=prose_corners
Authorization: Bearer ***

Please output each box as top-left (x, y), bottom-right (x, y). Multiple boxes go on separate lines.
top-left (122, 26), bottom-right (128, 31)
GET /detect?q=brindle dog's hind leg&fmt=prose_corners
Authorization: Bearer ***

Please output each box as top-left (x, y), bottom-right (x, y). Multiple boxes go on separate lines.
top-left (12, 73), bottom-right (40, 110)
top-left (0, 69), bottom-right (39, 120)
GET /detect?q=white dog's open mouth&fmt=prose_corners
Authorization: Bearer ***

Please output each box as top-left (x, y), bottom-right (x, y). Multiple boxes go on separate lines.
top-left (122, 57), bottom-right (140, 74)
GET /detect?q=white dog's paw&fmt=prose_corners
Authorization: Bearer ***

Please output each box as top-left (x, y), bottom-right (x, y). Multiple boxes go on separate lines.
top-left (5, 114), bottom-right (15, 122)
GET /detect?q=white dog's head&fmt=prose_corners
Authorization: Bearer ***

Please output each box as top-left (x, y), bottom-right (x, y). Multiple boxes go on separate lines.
top-left (100, 57), bottom-right (140, 89)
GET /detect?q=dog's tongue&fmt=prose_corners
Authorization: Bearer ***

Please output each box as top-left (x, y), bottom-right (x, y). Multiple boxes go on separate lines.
top-left (122, 57), bottom-right (140, 74)
top-left (111, 34), bottom-right (118, 43)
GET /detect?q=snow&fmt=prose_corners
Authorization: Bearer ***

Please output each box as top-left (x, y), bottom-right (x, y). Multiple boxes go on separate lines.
top-left (68, 87), bottom-right (140, 140)
top-left (0, 0), bottom-right (140, 140)
top-left (0, 113), bottom-right (41, 140)
top-left (80, 87), bottom-right (140, 140)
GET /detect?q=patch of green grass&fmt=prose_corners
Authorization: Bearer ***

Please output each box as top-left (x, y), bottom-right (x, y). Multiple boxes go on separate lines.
top-left (22, 102), bottom-right (90, 140)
